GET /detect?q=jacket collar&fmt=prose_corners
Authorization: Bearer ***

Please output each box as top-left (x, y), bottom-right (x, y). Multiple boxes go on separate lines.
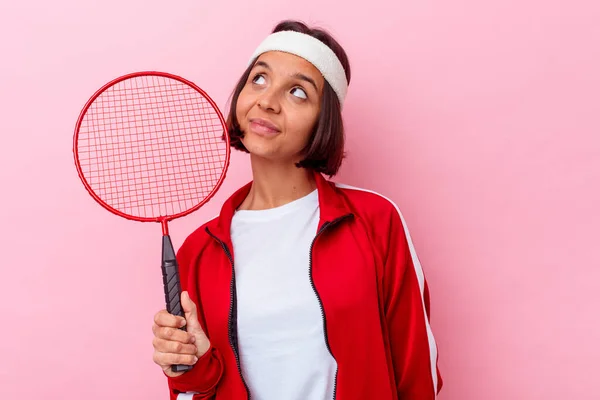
top-left (206, 171), bottom-right (351, 242)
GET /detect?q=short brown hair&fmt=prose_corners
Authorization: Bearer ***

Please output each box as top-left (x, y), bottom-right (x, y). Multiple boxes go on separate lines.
top-left (225, 20), bottom-right (351, 177)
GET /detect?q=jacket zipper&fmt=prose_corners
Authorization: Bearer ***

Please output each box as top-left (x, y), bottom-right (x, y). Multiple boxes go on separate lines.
top-left (206, 228), bottom-right (251, 400)
top-left (309, 213), bottom-right (354, 400)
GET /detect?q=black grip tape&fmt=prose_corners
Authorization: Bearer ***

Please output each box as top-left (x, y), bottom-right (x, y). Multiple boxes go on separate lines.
top-left (161, 235), bottom-right (193, 373)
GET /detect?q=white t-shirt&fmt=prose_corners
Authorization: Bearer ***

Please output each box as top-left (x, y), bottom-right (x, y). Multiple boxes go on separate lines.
top-left (230, 189), bottom-right (337, 400)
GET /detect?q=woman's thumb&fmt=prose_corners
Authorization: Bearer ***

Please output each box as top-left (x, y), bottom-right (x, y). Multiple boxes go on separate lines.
top-left (181, 291), bottom-right (203, 333)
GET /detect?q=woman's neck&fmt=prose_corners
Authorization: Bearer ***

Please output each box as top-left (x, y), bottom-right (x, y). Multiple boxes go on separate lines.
top-left (237, 155), bottom-right (317, 211)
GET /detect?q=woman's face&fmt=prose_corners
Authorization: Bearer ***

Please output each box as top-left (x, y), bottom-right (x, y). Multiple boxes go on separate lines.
top-left (236, 51), bottom-right (324, 164)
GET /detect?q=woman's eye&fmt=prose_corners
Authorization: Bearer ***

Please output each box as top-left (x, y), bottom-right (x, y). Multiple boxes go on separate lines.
top-left (291, 87), bottom-right (307, 99)
top-left (252, 74), bottom-right (266, 85)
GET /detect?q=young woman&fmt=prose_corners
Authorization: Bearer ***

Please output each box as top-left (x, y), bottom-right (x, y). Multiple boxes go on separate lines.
top-left (151, 20), bottom-right (443, 400)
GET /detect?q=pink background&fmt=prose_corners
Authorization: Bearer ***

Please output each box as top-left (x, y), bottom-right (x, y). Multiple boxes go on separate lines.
top-left (1, 0), bottom-right (598, 399)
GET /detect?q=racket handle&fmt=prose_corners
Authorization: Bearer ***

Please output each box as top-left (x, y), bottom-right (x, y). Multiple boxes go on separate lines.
top-left (161, 234), bottom-right (193, 373)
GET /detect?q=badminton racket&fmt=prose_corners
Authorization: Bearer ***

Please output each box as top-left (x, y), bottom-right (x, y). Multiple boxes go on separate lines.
top-left (73, 71), bottom-right (230, 372)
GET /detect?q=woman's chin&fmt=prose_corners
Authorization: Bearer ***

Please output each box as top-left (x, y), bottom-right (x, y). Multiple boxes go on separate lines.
top-left (243, 141), bottom-right (278, 160)
top-left (242, 134), bottom-right (301, 165)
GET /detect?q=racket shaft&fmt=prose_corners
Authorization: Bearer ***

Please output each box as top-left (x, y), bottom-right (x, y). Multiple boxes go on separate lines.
top-left (161, 234), bottom-right (193, 373)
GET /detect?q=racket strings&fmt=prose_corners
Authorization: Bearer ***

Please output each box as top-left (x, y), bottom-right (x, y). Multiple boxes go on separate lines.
top-left (76, 75), bottom-right (227, 219)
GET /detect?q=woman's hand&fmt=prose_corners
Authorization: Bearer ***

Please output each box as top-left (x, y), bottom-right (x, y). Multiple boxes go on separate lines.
top-left (152, 291), bottom-right (211, 378)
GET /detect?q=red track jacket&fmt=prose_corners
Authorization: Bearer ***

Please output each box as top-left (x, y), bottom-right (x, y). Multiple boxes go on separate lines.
top-left (165, 172), bottom-right (443, 399)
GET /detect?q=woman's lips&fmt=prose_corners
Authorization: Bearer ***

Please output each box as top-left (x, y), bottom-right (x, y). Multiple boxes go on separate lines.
top-left (249, 118), bottom-right (281, 136)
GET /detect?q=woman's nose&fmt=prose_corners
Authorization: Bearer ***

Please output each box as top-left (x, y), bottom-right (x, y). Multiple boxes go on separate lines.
top-left (257, 88), bottom-right (281, 113)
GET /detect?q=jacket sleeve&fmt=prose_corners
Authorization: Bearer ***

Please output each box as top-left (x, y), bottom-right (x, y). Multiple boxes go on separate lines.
top-left (165, 346), bottom-right (224, 399)
top-left (163, 235), bottom-right (225, 400)
top-left (383, 207), bottom-right (443, 399)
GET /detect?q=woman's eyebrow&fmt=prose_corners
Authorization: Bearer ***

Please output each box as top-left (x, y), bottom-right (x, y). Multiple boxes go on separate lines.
top-left (254, 60), bottom-right (271, 70)
top-left (292, 73), bottom-right (318, 93)
top-left (253, 60), bottom-right (318, 92)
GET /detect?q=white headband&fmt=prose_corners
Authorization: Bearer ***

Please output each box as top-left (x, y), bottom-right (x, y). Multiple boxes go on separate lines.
top-left (248, 30), bottom-right (348, 107)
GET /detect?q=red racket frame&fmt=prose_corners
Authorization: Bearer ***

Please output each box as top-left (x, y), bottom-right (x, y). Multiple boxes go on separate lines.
top-left (72, 71), bottom-right (231, 235)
